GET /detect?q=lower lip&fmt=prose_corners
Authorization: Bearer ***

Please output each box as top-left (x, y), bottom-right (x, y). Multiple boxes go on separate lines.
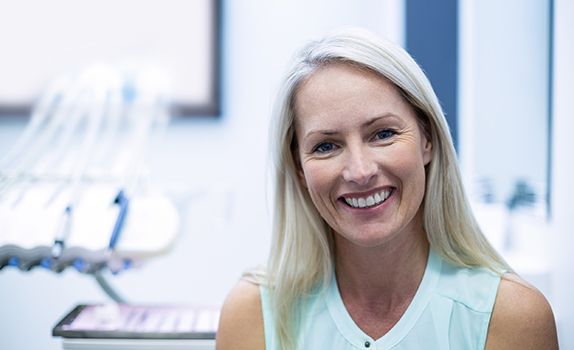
top-left (341, 189), bottom-right (395, 215)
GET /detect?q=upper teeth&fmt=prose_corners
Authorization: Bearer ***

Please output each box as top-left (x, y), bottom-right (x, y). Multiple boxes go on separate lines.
top-left (344, 190), bottom-right (391, 208)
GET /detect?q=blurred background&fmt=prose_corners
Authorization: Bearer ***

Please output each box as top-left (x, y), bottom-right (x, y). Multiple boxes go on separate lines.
top-left (0, 0), bottom-right (572, 349)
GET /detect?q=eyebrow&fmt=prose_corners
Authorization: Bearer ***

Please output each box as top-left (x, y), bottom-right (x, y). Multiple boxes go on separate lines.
top-left (303, 113), bottom-right (399, 140)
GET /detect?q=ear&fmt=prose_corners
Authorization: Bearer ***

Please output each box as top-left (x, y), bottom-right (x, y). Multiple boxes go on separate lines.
top-left (422, 137), bottom-right (433, 166)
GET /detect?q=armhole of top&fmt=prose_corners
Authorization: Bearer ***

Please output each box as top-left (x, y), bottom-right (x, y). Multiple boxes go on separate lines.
top-left (478, 272), bottom-right (502, 349)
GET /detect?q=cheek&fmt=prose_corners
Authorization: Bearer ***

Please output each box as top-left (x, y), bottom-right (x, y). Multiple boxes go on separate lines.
top-left (392, 150), bottom-right (427, 201)
top-left (302, 163), bottom-right (330, 196)
top-left (301, 162), bottom-right (340, 212)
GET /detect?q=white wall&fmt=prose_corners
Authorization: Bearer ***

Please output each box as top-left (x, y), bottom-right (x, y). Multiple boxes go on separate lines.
top-left (459, 0), bottom-right (549, 204)
top-left (0, 1), bottom-right (404, 349)
top-left (551, 0), bottom-right (574, 348)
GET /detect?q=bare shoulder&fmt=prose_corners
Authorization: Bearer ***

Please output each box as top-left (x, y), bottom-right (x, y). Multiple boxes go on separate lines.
top-left (216, 279), bottom-right (265, 350)
top-left (485, 273), bottom-right (558, 350)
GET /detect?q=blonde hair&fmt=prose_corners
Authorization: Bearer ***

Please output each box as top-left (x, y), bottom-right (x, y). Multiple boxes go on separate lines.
top-left (265, 28), bottom-right (509, 350)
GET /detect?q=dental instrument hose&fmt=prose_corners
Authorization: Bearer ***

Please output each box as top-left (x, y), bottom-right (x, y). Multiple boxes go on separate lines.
top-left (93, 269), bottom-right (127, 303)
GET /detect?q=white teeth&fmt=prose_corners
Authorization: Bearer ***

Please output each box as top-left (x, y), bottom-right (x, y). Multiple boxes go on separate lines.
top-left (344, 189), bottom-right (392, 209)
top-left (383, 190), bottom-right (390, 201)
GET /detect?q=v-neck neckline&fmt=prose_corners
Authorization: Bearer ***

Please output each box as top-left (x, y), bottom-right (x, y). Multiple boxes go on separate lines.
top-left (326, 248), bottom-right (441, 348)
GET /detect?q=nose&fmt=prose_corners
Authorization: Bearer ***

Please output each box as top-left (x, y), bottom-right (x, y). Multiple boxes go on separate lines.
top-left (342, 146), bottom-right (378, 185)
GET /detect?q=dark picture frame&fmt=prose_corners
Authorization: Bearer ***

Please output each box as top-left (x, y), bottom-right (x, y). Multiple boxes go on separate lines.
top-left (0, 0), bottom-right (222, 117)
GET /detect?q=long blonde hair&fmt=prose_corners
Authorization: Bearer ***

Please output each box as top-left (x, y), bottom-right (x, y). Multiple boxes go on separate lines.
top-left (265, 28), bottom-right (509, 350)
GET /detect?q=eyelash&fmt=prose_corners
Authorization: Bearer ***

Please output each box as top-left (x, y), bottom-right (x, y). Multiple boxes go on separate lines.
top-left (373, 128), bottom-right (397, 141)
top-left (312, 142), bottom-right (337, 154)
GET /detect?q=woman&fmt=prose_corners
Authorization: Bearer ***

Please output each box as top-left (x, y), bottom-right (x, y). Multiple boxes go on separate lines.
top-left (217, 28), bottom-right (558, 349)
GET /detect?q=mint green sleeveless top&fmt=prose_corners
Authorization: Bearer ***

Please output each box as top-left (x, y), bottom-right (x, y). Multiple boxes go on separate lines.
top-left (260, 249), bottom-right (501, 349)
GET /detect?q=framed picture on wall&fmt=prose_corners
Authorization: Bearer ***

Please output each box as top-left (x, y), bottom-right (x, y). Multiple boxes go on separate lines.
top-left (0, 0), bottom-right (221, 117)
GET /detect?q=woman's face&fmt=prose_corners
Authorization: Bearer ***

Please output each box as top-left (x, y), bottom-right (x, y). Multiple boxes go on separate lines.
top-left (294, 63), bottom-right (432, 248)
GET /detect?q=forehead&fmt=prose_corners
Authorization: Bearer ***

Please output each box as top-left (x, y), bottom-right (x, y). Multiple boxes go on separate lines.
top-left (293, 63), bottom-right (415, 130)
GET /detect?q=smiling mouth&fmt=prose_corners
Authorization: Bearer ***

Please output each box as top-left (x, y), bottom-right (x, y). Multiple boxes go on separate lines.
top-left (342, 188), bottom-right (393, 209)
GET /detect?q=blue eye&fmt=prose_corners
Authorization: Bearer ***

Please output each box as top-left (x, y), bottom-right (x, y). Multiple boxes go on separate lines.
top-left (314, 142), bottom-right (336, 153)
top-left (374, 129), bottom-right (396, 140)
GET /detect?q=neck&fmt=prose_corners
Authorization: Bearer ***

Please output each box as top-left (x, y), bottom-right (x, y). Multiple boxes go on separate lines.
top-left (334, 225), bottom-right (430, 306)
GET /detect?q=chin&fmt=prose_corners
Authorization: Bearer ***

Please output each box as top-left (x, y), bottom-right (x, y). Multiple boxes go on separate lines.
top-left (336, 227), bottom-right (398, 248)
